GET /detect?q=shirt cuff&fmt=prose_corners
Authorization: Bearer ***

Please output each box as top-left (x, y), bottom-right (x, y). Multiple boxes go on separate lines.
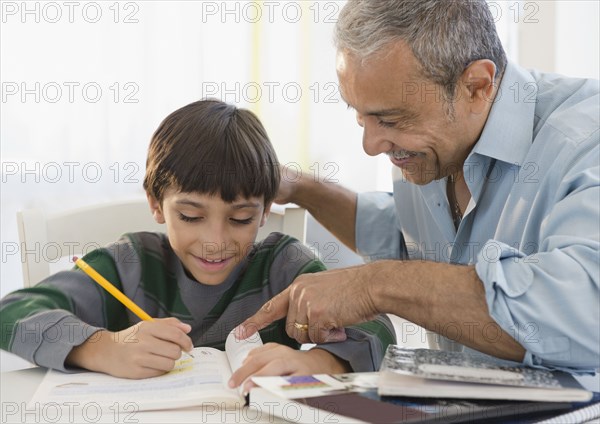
top-left (475, 240), bottom-right (596, 374)
top-left (311, 327), bottom-right (387, 372)
top-left (12, 311), bottom-right (102, 372)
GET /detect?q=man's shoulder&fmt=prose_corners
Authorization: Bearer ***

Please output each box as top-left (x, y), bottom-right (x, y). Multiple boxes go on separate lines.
top-left (532, 70), bottom-right (599, 145)
top-left (531, 69), bottom-right (599, 103)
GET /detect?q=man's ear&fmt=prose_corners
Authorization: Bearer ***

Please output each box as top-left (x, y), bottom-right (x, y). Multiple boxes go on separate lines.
top-left (460, 59), bottom-right (497, 114)
top-left (259, 203), bottom-right (272, 227)
top-left (146, 193), bottom-right (166, 224)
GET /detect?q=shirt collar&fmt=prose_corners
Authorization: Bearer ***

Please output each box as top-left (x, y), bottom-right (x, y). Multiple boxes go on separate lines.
top-left (470, 62), bottom-right (536, 166)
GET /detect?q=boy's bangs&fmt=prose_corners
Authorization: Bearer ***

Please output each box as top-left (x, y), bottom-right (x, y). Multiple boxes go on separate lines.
top-left (173, 130), bottom-right (279, 203)
top-left (144, 99), bottom-right (280, 205)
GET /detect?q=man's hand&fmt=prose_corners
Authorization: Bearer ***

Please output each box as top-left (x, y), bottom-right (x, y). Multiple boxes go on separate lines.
top-left (228, 343), bottom-right (350, 393)
top-left (272, 163), bottom-right (359, 251)
top-left (66, 317), bottom-right (193, 379)
top-left (236, 266), bottom-right (379, 344)
top-left (274, 164), bottom-right (302, 205)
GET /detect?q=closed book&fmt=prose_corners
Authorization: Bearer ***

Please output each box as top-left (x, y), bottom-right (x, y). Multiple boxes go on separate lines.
top-left (250, 373), bottom-right (579, 423)
top-left (378, 346), bottom-right (593, 403)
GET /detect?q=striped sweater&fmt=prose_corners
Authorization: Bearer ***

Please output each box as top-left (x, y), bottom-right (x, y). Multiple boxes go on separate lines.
top-left (1, 232), bottom-right (395, 372)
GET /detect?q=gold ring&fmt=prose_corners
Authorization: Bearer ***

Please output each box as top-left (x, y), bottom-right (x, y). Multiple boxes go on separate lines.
top-left (294, 322), bottom-right (309, 331)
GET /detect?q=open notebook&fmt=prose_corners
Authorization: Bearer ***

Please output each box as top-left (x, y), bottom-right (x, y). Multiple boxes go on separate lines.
top-left (28, 330), bottom-right (262, 412)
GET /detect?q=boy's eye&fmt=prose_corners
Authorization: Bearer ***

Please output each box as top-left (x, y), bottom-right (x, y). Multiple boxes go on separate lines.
top-left (178, 213), bottom-right (199, 223)
top-left (231, 217), bottom-right (254, 225)
top-left (378, 119), bottom-right (398, 128)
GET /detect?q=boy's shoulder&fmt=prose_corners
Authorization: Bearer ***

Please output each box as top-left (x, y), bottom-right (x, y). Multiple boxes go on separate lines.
top-left (101, 231), bottom-right (171, 263)
top-left (119, 231), bottom-right (168, 247)
top-left (250, 231), bottom-right (303, 258)
top-left (248, 232), bottom-right (325, 275)
top-left (110, 230), bottom-right (167, 245)
top-left (255, 231), bottom-right (291, 247)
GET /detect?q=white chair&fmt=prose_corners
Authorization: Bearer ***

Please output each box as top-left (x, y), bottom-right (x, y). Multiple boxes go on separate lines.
top-left (17, 199), bottom-right (306, 287)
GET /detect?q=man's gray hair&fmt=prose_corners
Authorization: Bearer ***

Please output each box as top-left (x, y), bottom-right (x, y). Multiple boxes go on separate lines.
top-left (334, 0), bottom-right (507, 101)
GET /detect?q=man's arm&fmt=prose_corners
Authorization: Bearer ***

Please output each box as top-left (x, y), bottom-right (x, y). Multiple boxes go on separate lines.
top-left (264, 237), bottom-right (398, 371)
top-left (277, 165), bottom-right (358, 251)
top-left (238, 260), bottom-right (526, 362)
top-left (370, 260), bottom-right (525, 362)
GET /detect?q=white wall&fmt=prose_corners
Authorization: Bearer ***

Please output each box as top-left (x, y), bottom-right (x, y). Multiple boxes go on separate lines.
top-left (555, 1), bottom-right (599, 79)
top-left (517, 0), bottom-right (599, 78)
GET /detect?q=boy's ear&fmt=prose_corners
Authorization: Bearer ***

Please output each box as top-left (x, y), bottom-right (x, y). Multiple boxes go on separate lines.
top-left (259, 203), bottom-right (272, 227)
top-left (146, 193), bottom-right (166, 224)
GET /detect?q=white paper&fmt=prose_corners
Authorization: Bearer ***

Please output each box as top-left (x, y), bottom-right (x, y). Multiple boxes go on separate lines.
top-left (29, 331), bottom-right (264, 411)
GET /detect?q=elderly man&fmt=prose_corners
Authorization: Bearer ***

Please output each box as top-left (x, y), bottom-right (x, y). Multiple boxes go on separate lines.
top-left (233, 0), bottom-right (599, 380)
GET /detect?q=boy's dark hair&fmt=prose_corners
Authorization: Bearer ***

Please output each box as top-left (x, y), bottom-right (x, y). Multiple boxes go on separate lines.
top-left (143, 99), bottom-right (280, 205)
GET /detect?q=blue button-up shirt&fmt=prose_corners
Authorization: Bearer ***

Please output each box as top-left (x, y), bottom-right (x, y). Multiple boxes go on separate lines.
top-left (355, 62), bottom-right (599, 372)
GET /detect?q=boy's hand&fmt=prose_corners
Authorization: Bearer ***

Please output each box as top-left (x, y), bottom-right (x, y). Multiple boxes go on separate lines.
top-left (227, 343), bottom-right (350, 393)
top-left (66, 317), bottom-right (193, 379)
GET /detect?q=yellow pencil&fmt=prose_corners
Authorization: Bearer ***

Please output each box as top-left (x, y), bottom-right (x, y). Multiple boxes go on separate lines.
top-left (74, 256), bottom-right (194, 358)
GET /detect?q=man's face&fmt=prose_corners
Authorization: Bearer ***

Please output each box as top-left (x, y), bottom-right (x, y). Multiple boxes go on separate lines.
top-left (336, 42), bottom-right (480, 185)
top-left (149, 189), bottom-right (269, 285)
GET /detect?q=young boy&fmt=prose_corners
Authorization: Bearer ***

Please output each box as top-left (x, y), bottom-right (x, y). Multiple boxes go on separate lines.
top-left (0, 99), bottom-right (395, 381)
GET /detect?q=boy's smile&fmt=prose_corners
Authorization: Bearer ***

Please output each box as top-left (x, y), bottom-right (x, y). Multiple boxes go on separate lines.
top-left (148, 189), bottom-right (269, 285)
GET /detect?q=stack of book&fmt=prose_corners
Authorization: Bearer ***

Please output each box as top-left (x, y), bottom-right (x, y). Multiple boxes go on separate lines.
top-left (251, 346), bottom-right (599, 423)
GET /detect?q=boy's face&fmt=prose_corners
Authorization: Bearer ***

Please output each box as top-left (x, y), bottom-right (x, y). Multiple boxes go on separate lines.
top-left (148, 189), bottom-right (270, 285)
